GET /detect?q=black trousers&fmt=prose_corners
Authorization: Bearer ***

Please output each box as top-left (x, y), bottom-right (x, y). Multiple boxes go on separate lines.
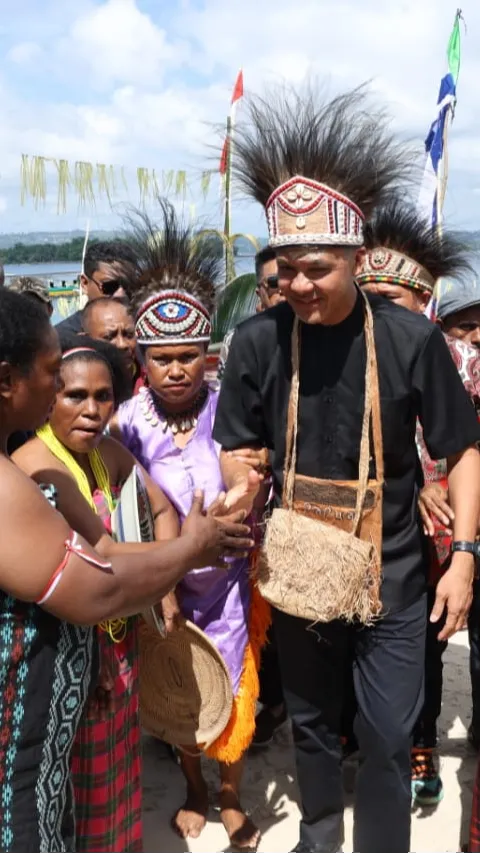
top-left (259, 624), bottom-right (284, 709)
top-left (273, 594), bottom-right (426, 853)
top-left (413, 586), bottom-right (447, 748)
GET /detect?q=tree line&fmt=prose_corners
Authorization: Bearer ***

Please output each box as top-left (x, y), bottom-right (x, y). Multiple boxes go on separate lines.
top-left (0, 237), bottom-right (93, 264)
top-left (0, 234), bottom-right (230, 265)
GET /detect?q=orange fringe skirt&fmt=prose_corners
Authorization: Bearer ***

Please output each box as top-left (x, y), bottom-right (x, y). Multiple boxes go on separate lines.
top-left (205, 583), bottom-right (271, 764)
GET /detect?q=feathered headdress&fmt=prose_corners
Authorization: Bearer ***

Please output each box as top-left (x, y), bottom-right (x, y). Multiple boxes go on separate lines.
top-left (124, 198), bottom-right (222, 347)
top-left (230, 83), bottom-right (415, 249)
top-left (358, 201), bottom-right (472, 295)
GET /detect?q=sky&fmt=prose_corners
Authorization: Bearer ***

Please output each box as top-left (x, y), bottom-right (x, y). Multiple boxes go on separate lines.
top-left (0, 0), bottom-right (479, 237)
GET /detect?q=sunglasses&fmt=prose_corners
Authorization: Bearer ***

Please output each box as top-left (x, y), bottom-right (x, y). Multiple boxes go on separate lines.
top-left (262, 274), bottom-right (279, 290)
top-left (90, 274), bottom-right (131, 297)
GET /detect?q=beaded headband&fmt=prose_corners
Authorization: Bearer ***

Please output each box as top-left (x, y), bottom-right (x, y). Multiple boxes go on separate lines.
top-left (266, 176), bottom-right (365, 248)
top-left (135, 289), bottom-right (211, 346)
top-left (357, 247), bottom-right (435, 295)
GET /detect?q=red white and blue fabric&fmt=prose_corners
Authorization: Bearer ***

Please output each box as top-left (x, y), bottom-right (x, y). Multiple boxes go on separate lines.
top-left (135, 289), bottom-right (211, 346)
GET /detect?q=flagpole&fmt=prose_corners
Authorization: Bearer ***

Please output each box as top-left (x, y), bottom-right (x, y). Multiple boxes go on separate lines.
top-left (220, 70), bottom-right (243, 285)
top-left (436, 8), bottom-right (461, 235)
top-left (78, 218), bottom-right (90, 310)
top-left (421, 10), bottom-right (462, 320)
top-left (223, 114), bottom-right (234, 284)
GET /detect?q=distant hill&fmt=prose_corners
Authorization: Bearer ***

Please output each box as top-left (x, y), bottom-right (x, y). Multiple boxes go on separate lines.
top-left (0, 230), bottom-right (117, 250)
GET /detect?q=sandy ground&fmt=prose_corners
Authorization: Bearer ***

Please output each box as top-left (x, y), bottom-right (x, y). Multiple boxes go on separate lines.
top-left (142, 630), bottom-right (477, 853)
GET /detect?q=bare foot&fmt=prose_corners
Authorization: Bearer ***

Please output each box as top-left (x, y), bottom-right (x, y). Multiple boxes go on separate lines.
top-left (172, 786), bottom-right (209, 839)
top-left (220, 787), bottom-right (260, 851)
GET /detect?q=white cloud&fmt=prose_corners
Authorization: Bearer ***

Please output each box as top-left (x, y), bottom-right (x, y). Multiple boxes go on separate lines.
top-left (62, 0), bottom-right (187, 89)
top-left (6, 41), bottom-right (43, 65)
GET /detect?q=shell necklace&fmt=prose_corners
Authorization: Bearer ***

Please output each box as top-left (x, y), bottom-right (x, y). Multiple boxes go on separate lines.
top-left (139, 384), bottom-right (209, 435)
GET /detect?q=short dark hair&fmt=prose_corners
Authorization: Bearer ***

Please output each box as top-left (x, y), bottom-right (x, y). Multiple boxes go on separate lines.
top-left (81, 296), bottom-right (133, 335)
top-left (58, 332), bottom-right (132, 409)
top-left (255, 246), bottom-right (276, 282)
top-left (84, 240), bottom-right (139, 279)
top-left (0, 289), bottom-right (52, 374)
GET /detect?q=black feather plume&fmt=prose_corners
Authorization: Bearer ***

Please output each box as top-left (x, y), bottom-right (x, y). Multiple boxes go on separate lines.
top-left (363, 200), bottom-right (472, 280)
top-left (122, 198), bottom-right (222, 317)
top-left (230, 83), bottom-right (416, 218)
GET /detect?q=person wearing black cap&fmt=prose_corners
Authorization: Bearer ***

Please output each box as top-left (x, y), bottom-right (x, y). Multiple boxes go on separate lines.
top-left (434, 279), bottom-right (480, 754)
top-left (437, 277), bottom-right (480, 350)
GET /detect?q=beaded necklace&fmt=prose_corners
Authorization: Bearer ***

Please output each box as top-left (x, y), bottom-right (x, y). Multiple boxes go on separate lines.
top-left (139, 383), bottom-right (209, 434)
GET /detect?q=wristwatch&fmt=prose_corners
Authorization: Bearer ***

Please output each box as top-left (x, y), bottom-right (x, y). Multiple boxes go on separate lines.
top-left (451, 541), bottom-right (480, 559)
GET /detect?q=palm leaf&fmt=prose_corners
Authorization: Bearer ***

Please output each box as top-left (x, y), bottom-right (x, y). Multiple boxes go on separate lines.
top-left (212, 273), bottom-right (257, 342)
top-left (231, 233), bottom-right (261, 253)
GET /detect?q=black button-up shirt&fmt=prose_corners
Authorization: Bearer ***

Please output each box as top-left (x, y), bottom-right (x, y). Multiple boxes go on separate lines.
top-left (213, 292), bottom-right (480, 611)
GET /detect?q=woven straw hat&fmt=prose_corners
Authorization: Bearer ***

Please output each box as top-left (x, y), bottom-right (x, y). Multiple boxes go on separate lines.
top-left (113, 464), bottom-right (233, 746)
top-left (139, 613), bottom-right (233, 747)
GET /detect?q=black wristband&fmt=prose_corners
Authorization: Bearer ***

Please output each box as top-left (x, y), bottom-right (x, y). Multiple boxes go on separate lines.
top-left (452, 540), bottom-right (480, 559)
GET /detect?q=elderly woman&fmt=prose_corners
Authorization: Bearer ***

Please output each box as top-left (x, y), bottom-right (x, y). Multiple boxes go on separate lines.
top-left (110, 201), bottom-right (268, 852)
top-left (0, 288), bottom-right (251, 853)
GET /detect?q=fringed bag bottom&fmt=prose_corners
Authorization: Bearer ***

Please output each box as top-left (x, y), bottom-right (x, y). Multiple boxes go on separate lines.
top-left (259, 508), bottom-right (382, 625)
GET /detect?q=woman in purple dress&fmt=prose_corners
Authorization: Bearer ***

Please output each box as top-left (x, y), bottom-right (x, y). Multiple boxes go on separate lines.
top-left (111, 202), bottom-right (268, 852)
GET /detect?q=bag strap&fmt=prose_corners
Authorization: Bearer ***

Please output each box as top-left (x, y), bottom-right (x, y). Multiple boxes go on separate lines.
top-left (283, 291), bottom-right (384, 535)
top-left (364, 295), bottom-right (384, 485)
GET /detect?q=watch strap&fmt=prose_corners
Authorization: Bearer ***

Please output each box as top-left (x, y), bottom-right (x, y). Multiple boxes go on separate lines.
top-left (452, 540), bottom-right (480, 558)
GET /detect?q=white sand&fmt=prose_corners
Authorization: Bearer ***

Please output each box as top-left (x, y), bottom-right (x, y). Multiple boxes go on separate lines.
top-left (143, 630), bottom-right (476, 853)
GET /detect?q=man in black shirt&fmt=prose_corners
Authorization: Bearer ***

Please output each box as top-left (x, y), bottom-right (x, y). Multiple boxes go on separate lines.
top-left (213, 87), bottom-right (480, 853)
top-left (56, 240), bottom-right (139, 336)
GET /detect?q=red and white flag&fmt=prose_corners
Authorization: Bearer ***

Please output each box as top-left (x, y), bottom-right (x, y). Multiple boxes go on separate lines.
top-left (219, 70), bottom-right (244, 175)
top-left (231, 69), bottom-right (244, 107)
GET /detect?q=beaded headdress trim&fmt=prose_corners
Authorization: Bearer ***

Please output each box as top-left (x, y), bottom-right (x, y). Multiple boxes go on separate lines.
top-left (266, 176), bottom-right (365, 248)
top-left (135, 289), bottom-right (211, 346)
top-left (357, 247), bottom-right (435, 295)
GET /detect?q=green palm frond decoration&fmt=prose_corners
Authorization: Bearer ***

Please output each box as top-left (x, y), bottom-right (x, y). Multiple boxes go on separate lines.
top-left (137, 167), bottom-right (150, 204)
top-left (30, 156), bottom-right (47, 208)
top-left (97, 163), bottom-right (112, 206)
top-left (211, 273), bottom-right (257, 343)
top-left (55, 159), bottom-right (71, 214)
top-left (175, 170), bottom-right (187, 198)
top-left (18, 156), bottom-right (216, 212)
top-left (75, 161), bottom-right (95, 209)
top-left (109, 165), bottom-right (117, 195)
top-left (195, 229), bottom-right (259, 284)
top-left (201, 170), bottom-right (212, 199)
top-left (231, 233), bottom-right (261, 253)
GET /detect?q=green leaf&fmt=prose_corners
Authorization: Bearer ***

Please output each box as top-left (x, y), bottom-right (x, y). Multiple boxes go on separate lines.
top-left (211, 273), bottom-right (257, 343)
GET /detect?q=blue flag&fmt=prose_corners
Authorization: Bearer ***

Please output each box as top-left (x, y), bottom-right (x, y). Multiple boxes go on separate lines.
top-left (418, 13), bottom-right (461, 228)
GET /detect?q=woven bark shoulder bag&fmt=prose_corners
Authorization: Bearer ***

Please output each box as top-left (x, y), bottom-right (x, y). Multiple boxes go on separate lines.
top-left (257, 293), bottom-right (384, 625)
